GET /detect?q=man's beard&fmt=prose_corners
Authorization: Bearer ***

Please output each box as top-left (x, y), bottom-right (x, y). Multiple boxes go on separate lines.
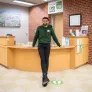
top-left (43, 24), bottom-right (48, 26)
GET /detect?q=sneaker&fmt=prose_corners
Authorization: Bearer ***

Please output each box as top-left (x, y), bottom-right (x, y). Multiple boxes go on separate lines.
top-left (42, 76), bottom-right (50, 85)
top-left (42, 83), bottom-right (48, 87)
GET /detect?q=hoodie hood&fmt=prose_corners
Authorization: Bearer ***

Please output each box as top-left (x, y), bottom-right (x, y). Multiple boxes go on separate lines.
top-left (41, 25), bottom-right (52, 28)
top-left (48, 25), bottom-right (52, 28)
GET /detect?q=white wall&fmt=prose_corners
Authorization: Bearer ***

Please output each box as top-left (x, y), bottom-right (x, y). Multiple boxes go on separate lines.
top-left (0, 3), bottom-right (29, 43)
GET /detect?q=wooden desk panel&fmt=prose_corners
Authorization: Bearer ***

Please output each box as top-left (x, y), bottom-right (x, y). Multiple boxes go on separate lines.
top-left (12, 48), bottom-right (72, 72)
top-left (0, 36), bottom-right (88, 72)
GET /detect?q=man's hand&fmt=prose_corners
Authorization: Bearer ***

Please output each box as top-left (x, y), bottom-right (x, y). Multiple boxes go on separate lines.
top-left (58, 44), bottom-right (61, 47)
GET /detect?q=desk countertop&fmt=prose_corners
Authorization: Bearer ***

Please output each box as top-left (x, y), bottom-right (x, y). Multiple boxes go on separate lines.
top-left (7, 46), bottom-right (75, 50)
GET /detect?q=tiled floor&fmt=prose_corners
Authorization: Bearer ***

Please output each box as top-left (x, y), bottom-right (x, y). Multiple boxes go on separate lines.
top-left (0, 64), bottom-right (92, 92)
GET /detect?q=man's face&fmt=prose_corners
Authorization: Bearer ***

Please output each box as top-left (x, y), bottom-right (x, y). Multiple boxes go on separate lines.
top-left (42, 19), bottom-right (49, 26)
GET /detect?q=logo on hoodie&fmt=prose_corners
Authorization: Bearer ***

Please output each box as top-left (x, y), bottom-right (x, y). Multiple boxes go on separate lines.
top-left (47, 30), bottom-right (50, 32)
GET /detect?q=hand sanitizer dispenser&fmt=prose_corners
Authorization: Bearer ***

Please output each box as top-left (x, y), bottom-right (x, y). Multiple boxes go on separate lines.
top-left (65, 38), bottom-right (69, 46)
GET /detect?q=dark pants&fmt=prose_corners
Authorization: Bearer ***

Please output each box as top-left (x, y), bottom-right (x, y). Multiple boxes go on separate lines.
top-left (38, 43), bottom-right (50, 76)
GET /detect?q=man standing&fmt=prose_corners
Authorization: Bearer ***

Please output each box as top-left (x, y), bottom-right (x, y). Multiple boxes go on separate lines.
top-left (32, 17), bottom-right (61, 87)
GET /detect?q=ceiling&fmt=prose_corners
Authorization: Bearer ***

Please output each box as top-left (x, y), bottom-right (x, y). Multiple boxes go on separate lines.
top-left (0, 0), bottom-right (54, 7)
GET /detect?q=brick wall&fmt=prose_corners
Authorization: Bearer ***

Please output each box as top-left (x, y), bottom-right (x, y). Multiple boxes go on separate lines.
top-left (29, 3), bottom-right (48, 41)
top-left (29, 0), bottom-right (92, 64)
top-left (63, 0), bottom-right (92, 64)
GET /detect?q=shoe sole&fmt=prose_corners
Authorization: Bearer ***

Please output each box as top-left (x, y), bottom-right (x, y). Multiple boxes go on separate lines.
top-left (42, 80), bottom-right (50, 85)
top-left (42, 83), bottom-right (48, 87)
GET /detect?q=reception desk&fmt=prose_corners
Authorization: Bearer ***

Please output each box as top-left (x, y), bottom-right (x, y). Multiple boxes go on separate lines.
top-left (0, 36), bottom-right (88, 72)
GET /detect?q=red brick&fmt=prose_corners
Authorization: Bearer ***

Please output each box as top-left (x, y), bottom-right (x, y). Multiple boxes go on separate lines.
top-left (63, 0), bottom-right (92, 64)
top-left (29, 3), bottom-right (49, 41)
top-left (29, 0), bottom-right (92, 64)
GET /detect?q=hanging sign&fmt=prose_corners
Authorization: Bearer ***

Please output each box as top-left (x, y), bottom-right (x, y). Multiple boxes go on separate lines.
top-left (48, 0), bottom-right (63, 14)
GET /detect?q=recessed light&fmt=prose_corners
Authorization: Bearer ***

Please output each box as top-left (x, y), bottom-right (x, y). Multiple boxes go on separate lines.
top-left (43, 0), bottom-right (48, 1)
top-left (13, 0), bottom-right (34, 6)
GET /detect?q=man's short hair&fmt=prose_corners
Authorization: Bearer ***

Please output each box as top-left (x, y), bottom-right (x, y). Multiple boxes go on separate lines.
top-left (42, 17), bottom-right (49, 21)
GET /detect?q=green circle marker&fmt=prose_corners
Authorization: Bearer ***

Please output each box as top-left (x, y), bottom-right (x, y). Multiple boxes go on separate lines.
top-left (50, 80), bottom-right (63, 85)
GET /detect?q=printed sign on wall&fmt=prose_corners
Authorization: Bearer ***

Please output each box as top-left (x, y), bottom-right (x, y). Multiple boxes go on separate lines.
top-left (0, 10), bottom-right (21, 27)
top-left (48, 0), bottom-right (63, 14)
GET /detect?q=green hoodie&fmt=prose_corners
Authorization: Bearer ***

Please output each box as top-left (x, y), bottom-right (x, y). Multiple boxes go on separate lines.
top-left (32, 25), bottom-right (60, 47)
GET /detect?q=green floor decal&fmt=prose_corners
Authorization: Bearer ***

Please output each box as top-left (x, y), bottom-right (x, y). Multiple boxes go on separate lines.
top-left (50, 80), bottom-right (63, 85)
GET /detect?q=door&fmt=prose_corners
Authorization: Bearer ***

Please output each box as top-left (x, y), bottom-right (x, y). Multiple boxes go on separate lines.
top-left (51, 13), bottom-right (63, 45)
